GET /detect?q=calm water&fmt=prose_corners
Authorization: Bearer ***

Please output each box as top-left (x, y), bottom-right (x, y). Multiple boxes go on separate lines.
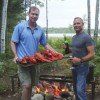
top-left (48, 33), bottom-right (75, 38)
top-left (47, 33), bottom-right (99, 38)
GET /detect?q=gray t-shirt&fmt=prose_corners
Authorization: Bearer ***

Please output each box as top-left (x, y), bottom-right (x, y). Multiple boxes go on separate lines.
top-left (71, 32), bottom-right (94, 58)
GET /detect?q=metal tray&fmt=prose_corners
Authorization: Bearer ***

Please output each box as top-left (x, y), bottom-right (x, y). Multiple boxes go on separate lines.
top-left (16, 61), bottom-right (35, 67)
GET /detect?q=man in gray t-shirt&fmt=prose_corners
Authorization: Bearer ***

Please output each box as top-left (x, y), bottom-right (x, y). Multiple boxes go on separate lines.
top-left (70, 17), bottom-right (95, 100)
top-left (71, 32), bottom-right (94, 65)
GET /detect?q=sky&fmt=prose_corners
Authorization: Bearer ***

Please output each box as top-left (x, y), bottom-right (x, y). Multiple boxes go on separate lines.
top-left (36, 0), bottom-right (99, 29)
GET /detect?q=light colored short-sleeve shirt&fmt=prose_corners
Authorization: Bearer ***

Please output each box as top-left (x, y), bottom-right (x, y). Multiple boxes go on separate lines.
top-left (11, 20), bottom-right (47, 59)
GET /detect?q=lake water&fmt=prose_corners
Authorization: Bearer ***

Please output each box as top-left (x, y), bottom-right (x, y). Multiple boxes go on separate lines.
top-left (47, 33), bottom-right (99, 38)
top-left (48, 33), bottom-right (74, 38)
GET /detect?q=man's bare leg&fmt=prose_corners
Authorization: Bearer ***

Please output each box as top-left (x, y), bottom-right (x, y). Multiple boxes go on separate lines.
top-left (21, 85), bottom-right (32, 100)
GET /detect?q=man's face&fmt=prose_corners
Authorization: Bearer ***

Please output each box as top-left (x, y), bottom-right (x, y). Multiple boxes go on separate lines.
top-left (73, 18), bottom-right (84, 33)
top-left (28, 9), bottom-right (39, 23)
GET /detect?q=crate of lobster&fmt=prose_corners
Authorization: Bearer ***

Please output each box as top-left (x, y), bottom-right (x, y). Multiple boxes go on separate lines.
top-left (17, 49), bottom-right (64, 67)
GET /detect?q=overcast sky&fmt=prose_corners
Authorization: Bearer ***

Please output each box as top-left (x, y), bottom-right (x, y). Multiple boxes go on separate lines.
top-left (36, 0), bottom-right (99, 29)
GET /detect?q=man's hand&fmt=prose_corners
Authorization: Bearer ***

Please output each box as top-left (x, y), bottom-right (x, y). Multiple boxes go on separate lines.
top-left (70, 57), bottom-right (81, 64)
top-left (13, 56), bottom-right (18, 63)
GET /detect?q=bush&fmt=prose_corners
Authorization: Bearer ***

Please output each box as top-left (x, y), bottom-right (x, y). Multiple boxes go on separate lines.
top-left (0, 62), bottom-right (5, 77)
top-left (0, 84), bottom-right (8, 94)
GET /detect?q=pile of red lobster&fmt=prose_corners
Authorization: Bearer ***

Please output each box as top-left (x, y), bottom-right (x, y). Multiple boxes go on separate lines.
top-left (18, 49), bottom-right (64, 64)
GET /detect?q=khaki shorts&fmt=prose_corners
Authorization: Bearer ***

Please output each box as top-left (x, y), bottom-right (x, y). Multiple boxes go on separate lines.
top-left (18, 65), bottom-right (39, 86)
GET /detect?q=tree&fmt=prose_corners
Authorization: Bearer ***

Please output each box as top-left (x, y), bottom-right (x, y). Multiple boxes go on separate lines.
top-left (0, 0), bottom-right (24, 54)
top-left (0, 0), bottom-right (25, 33)
top-left (1, 0), bottom-right (8, 53)
top-left (94, 0), bottom-right (99, 45)
top-left (7, 0), bottom-right (25, 32)
top-left (46, 0), bottom-right (48, 39)
top-left (87, 0), bottom-right (91, 35)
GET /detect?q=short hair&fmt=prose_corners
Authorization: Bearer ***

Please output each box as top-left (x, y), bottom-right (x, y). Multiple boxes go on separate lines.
top-left (29, 6), bottom-right (40, 13)
top-left (74, 17), bottom-right (84, 24)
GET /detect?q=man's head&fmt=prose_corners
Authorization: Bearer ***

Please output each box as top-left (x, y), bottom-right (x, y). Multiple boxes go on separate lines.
top-left (73, 17), bottom-right (84, 33)
top-left (28, 6), bottom-right (40, 23)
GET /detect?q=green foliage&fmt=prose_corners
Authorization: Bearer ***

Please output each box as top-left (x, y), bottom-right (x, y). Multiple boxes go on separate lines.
top-left (48, 37), bottom-right (100, 77)
top-left (0, 0), bottom-right (25, 33)
top-left (0, 58), bottom-right (17, 76)
top-left (95, 39), bottom-right (100, 52)
top-left (46, 27), bottom-right (74, 33)
top-left (92, 39), bottom-right (100, 77)
top-left (4, 60), bottom-right (18, 75)
top-left (0, 84), bottom-right (7, 94)
top-left (48, 38), bottom-right (63, 48)
top-left (7, 0), bottom-right (25, 32)
top-left (92, 54), bottom-right (100, 77)
top-left (0, 62), bottom-right (5, 77)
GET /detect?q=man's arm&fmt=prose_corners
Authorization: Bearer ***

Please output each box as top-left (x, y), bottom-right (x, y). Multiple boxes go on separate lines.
top-left (71, 45), bottom-right (95, 64)
top-left (81, 45), bottom-right (95, 62)
top-left (44, 43), bottom-right (57, 52)
top-left (11, 41), bottom-right (18, 63)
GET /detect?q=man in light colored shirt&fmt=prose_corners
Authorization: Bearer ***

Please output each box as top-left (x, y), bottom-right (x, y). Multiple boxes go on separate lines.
top-left (11, 6), bottom-right (57, 100)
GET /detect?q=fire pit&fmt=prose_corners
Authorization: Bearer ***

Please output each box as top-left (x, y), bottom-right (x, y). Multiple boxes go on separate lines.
top-left (32, 75), bottom-right (74, 100)
top-left (31, 56), bottom-right (74, 100)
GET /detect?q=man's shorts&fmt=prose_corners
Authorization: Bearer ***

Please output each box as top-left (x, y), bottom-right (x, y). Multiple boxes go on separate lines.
top-left (18, 65), bottom-right (39, 86)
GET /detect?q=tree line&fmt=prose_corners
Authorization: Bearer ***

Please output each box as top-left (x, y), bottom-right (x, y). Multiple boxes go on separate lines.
top-left (44, 27), bottom-right (100, 34)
